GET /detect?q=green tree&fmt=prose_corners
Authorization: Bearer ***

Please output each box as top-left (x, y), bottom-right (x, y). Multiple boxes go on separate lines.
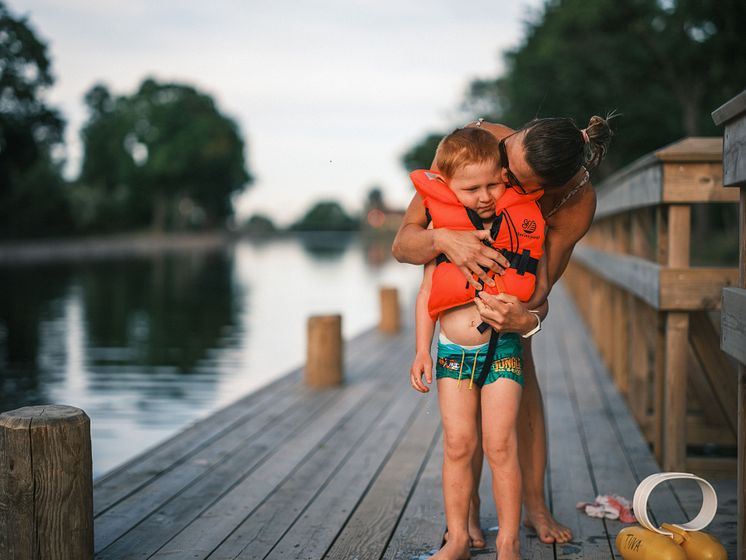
top-left (78, 78), bottom-right (252, 232)
top-left (290, 201), bottom-right (359, 231)
top-left (400, 132), bottom-right (443, 174)
top-left (462, 0), bottom-right (746, 173)
top-left (0, 2), bottom-right (70, 238)
top-left (242, 213), bottom-right (277, 235)
top-left (404, 1), bottom-right (746, 176)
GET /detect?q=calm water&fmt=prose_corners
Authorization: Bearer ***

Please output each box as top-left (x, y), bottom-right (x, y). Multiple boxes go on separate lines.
top-left (0, 234), bottom-right (420, 476)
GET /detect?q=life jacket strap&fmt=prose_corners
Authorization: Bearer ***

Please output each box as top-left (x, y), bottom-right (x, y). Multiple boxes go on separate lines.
top-left (474, 328), bottom-right (500, 387)
top-left (499, 248), bottom-right (538, 276)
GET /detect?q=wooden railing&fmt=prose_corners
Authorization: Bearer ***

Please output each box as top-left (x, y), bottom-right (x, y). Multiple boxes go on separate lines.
top-left (563, 137), bottom-right (740, 477)
top-left (713, 89), bottom-right (746, 560)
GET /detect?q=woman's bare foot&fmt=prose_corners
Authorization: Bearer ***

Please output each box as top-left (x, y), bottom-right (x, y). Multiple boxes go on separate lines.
top-left (495, 537), bottom-right (520, 560)
top-left (467, 508), bottom-right (486, 549)
top-left (431, 535), bottom-right (471, 560)
top-left (523, 505), bottom-right (572, 543)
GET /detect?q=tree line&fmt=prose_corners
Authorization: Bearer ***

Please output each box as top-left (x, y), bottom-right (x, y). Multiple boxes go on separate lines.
top-left (0, 2), bottom-right (251, 240)
top-left (402, 0), bottom-right (746, 177)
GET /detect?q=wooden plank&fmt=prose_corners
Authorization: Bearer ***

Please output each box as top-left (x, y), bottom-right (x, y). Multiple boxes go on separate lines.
top-left (540, 316), bottom-right (615, 560)
top-left (594, 164), bottom-right (661, 220)
top-left (149, 379), bottom-right (391, 559)
top-left (572, 246), bottom-right (737, 311)
top-left (554, 284), bottom-right (687, 525)
top-left (380, 436), bottom-right (445, 560)
top-left (630, 208), bottom-right (655, 262)
top-left (662, 162), bottom-right (735, 203)
top-left (686, 420), bottom-right (737, 446)
top-left (712, 89), bottom-right (746, 126)
top-left (323, 394), bottom-right (441, 560)
top-left (652, 311), bottom-right (666, 463)
top-left (666, 205), bottom-right (691, 267)
top-left (723, 116), bottom-right (746, 187)
top-left (521, 330), bottom-right (559, 560)
top-left (722, 287), bottom-right (746, 363)
top-left (739, 368), bottom-right (746, 560)
top-left (262, 394), bottom-right (429, 560)
top-left (654, 137), bottom-right (722, 163)
top-left (689, 311), bottom-right (738, 435)
top-left (628, 296), bottom-right (649, 424)
top-left (210, 360), bottom-right (417, 559)
top-left (93, 327), bottom-right (386, 518)
top-left (95, 383), bottom-right (367, 559)
top-left (93, 385), bottom-right (327, 551)
top-left (684, 457), bottom-right (737, 478)
top-left (663, 312), bottom-right (689, 472)
top-left (685, 345), bottom-right (734, 433)
top-left (554, 290), bottom-right (658, 556)
top-left (572, 246), bottom-right (660, 308)
top-left (659, 268), bottom-right (738, 310)
top-left (93, 369), bottom-right (294, 514)
top-left (0, 415), bottom-right (33, 558)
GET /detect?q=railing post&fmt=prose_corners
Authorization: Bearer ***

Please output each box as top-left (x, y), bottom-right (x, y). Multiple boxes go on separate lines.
top-left (662, 204), bottom-right (691, 472)
top-left (0, 405), bottom-right (94, 560)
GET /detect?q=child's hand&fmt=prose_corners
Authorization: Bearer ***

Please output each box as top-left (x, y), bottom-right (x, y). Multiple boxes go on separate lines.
top-left (409, 352), bottom-right (433, 393)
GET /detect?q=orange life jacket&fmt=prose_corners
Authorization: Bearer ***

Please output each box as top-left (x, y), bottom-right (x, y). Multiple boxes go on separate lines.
top-left (411, 169), bottom-right (545, 321)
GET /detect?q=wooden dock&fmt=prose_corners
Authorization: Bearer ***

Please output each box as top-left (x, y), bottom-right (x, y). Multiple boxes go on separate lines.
top-left (92, 284), bottom-right (737, 559)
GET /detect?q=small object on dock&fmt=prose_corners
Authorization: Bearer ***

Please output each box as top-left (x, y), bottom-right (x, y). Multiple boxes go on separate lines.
top-left (306, 314), bottom-right (343, 388)
top-left (379, 286), bottom-right (400, 333)
top-left (0, 405), bottom-right (94, 559)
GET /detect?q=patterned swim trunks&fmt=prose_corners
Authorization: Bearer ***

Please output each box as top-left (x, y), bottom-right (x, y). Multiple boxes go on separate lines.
top-left (435, 332), bottom-right (523, 388)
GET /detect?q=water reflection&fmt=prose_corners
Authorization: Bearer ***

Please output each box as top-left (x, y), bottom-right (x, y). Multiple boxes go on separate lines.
top-left (0, 235), bottom-right (419, 476)
top-left (297, 231), bottom-right (354, 259)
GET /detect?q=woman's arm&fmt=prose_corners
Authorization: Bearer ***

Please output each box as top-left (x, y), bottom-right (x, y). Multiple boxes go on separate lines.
top-left (392, 193), bottom-right (510, 289)
top-left (474, 292), bottom-right (548, 335)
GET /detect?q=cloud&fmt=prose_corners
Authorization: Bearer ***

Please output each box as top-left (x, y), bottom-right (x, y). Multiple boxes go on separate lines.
top-left (20, 0), bottom-right (543, 223)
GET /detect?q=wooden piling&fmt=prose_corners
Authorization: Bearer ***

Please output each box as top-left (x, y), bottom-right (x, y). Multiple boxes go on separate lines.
top-left (379, 286), bottom-right (400, 334)
top-left (305, 314), bottom-right (343, 388)
top-left (0, 405), bottom-right (93, 560)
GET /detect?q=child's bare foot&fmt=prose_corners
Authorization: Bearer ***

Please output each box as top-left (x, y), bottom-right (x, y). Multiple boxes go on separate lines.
top-left (495, 537), bottom-right (520, 560)
top-left (443, 499), bottom-right (485, 549)
top-left (523, 505), bottom-right (572, 543)
top-left (431, 535), bottom-right (471, 560)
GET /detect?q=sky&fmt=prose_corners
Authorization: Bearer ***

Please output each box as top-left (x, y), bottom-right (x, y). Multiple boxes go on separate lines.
top-left (19, 0), bottom-right (544, 226)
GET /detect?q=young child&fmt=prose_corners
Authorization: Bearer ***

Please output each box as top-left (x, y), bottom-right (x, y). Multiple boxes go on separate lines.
top-left (408, 127), bottom-right (545, 560)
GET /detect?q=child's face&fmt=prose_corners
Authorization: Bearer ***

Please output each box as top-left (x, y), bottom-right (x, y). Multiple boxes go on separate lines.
top-left (447, 161), bottom-right (505, 220)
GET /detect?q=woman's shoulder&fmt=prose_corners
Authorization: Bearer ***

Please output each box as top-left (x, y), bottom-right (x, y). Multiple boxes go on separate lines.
top-left (544, 181), bottom-right (596, 233)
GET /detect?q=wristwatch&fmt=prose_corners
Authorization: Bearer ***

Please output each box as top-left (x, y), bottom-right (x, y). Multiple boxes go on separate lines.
top-left (521, 310), bottom-right (542, 338)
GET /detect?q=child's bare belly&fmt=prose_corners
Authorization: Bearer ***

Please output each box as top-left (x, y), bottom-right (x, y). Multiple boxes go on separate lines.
top-left (439, 303), bottom-right (491, 346)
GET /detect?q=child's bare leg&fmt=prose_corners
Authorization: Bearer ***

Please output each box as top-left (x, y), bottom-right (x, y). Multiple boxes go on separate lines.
top-left (445, 409), bottom-right (486, 549)
top-left (468, 414), bottom-right (486, 548)
top-left (519, 341), bottom-right (572, 544)
top-left (433, 378), bottom-right (479, 560)
top-left (481, 379), bottom-right (522, 560)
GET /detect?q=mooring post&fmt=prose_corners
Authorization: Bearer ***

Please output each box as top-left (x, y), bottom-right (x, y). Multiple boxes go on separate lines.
top-left (305, 314), bottom-right (343, 388)
top-left (379, 286), bottom-right (400, 334)
top-left (0, 405), bottom-right (94, 560)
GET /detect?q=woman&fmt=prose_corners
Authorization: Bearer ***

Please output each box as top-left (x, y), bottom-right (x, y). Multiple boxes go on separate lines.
top-left (392, 115), bottom-right (613, 546)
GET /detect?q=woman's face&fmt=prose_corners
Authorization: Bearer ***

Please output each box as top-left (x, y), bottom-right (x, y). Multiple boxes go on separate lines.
top-left (501, 131), bottom-right (543, 194)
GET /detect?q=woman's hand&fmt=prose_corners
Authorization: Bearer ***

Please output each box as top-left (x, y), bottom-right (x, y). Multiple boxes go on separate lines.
top-left (433, 229), bottom-right (510, 290)
top-left (474, 292), bottom-right (537, 335)
top-left (409, 351), bottom-right (433, 393)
